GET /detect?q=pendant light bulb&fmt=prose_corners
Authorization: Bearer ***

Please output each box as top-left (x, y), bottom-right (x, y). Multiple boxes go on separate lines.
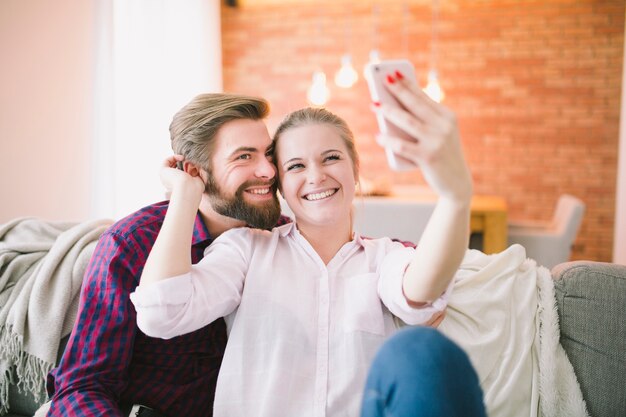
top-left (423, 69), bottom-right (445, 103)
top-left (335, 54), bottom-right (359, 88)
top-left (363, 49), bottom-right (381, 82)
top-left (307, 70), bottom-right (330, 106)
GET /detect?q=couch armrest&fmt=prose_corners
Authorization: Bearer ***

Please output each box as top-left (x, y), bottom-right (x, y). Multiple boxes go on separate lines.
top-left (552, 261), bottom-right (626, 417)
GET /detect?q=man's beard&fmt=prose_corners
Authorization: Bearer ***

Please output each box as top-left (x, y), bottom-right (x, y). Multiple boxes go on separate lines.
top-left (204, 174), bottom-right (282, 230)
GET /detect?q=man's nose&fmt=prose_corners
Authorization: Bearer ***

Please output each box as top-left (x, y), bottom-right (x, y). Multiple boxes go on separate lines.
top-left (255, 156), bottom-right (276, 179)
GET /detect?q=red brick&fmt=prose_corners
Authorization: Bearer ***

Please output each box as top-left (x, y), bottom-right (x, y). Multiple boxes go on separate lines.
top-left (222, 0), bottom-right (624, 262)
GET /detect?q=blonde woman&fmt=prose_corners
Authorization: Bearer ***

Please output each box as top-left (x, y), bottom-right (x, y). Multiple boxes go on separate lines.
top-left (131, 76), bottom-right (485, 417)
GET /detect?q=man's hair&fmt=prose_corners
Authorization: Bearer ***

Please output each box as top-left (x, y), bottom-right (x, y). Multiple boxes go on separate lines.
top-left (170, 93), bottom-right (270, 168)
top-left (273, 107), bottom-right (360, 177)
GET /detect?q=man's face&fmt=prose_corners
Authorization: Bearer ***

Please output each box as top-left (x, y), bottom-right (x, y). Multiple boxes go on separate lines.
top-left (203, 119), bottom-right (281, 229)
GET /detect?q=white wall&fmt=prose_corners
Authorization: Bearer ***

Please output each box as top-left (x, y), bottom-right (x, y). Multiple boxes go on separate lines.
top-left (0, 0), bottom-right (223, 223)
top-left (0, 0), bottom-right (95, 222)
top-left (91, 0), bottom-right (223, 220)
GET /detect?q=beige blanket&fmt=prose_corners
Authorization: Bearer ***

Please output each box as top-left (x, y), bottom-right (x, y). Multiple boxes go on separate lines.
top-left (439, 245), bottom-right (588, 417)
top-left (0, 217), bottom-right (112, 414)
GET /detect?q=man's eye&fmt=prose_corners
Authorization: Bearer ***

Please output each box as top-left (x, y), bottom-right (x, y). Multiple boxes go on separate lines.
top-left (237, 154), bottom-right (252, 160)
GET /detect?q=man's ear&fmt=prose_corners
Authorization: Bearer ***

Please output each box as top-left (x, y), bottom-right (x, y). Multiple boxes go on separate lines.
top-left (182, 160), bottom-right (202, 177)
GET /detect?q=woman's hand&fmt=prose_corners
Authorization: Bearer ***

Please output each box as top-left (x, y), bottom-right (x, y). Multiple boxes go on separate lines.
top-left (161, 155), bottom-right (205, 202)
top-left (140, 156), bottom-right (205, 288)
top-left (374, 73), bottom-right (473, 304)
top-left (374, 73), bottom-right (472, 204)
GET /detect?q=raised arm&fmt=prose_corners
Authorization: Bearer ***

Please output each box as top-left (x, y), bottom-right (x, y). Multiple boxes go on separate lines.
top-left (139, 155), bottom-right (205, 287)
top-left (375, 73), bottom-right (473, 304)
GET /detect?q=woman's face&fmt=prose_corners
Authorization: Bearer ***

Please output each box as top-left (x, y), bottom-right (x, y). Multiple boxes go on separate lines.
top-left (276, 123), bottom-right (356, 231)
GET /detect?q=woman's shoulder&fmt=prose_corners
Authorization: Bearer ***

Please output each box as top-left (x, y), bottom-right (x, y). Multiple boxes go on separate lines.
top-left (357, 235), bottom-right (415, 266)
top-left (218, 223), bottom-right (291, 242)
top-left (358, 234), bottom-right (410, 250)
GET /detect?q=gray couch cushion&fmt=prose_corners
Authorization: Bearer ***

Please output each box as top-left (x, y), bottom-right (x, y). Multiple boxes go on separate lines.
top-left (552, 261), bottom-right (626, 417)
top-left (6, 381), bottom-right (43, 417)
top-left (5, 335), bottom-right (70, 417)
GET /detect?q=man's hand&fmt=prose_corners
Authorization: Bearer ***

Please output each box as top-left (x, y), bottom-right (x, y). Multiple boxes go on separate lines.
top-left (424, 309), bottom-right (447, 328)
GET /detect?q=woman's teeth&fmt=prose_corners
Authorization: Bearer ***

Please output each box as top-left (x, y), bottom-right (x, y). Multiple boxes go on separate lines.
top-left (304, 189), bottom-right (337, 201)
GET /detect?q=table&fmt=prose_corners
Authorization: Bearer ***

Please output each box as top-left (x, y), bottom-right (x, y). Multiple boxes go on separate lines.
top-left (356, 186), bottom-right (508, 254)
top-left (467, 195), bottom-right (508, 254)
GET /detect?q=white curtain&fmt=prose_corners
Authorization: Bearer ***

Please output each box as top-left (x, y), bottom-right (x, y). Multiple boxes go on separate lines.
top-left (90, 0), bottom-right (222, 220)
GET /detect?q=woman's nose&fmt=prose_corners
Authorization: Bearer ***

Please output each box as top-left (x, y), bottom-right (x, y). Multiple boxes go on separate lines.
top-left (307, 165), bottom-right (326, 184)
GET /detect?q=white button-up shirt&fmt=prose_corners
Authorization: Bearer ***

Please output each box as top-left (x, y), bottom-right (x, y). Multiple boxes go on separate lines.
top-left (131, 222), bottom-right (450, 417)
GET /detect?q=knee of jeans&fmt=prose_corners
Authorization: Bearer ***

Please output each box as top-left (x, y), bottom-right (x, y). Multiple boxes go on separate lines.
top-left (376, 327), bottom-right (467, 368)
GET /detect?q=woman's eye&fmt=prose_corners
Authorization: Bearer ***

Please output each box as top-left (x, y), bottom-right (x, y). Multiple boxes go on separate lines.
top-left (324, 154), bottom-right (341, 162)
top-left (286, 163), bottom-right (304, 171)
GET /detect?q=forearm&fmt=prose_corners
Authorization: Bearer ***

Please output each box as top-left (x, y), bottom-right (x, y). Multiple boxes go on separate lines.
top-left (48, 386), bottom-right (124, 417)
top-left (140, 185), bottom-right (200, 286)
top-left (403, 196), bottom-right (470, 303)
top-left (48, 241), bottom-right (135, 417)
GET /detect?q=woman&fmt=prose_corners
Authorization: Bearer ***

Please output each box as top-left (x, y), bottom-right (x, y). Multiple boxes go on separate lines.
top-left (130, 74), bottom-right (485, 417)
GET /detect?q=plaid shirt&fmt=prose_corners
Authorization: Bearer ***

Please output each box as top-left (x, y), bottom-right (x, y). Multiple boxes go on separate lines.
top-left (46, 201), bottom-right (291, 417)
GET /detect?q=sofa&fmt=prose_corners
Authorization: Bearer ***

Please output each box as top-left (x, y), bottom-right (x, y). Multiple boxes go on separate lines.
top-left (3, 256), bottom-right (625, 417)
top-left (551, 261), bottom-right (626, 417)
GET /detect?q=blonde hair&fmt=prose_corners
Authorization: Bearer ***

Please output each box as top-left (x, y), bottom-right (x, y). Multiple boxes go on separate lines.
top-left (272, 107), bottom-right (360, 177)
top-left (170, 93), bottom-right (269, 168)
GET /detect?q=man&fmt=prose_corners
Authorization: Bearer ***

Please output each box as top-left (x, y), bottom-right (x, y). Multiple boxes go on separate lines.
top-left (45, 93), bottom-right (285, 417)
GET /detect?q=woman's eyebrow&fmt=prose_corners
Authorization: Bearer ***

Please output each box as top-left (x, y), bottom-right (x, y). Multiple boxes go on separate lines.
top-left (282, 157), bottom-right (302, 167)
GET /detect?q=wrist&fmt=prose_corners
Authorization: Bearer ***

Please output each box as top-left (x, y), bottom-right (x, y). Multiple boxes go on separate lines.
top-left (171, 180), bottom-right (203, 205)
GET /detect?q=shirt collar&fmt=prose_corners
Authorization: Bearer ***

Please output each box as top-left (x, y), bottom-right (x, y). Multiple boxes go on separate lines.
top-left (192, 212), bottom-right (212, 246)
top-left (278, 221), bottom-right (297, 237)
top-left (194, 213), bottom-right (294, 245)
top-left (278, 221), bottom-right (366, 249)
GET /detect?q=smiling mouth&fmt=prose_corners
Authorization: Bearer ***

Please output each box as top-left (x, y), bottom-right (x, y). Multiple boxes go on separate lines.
top-left (246, 187), bottom-right (271, 195)
top-left (303, 188), bottom-right (338, 201)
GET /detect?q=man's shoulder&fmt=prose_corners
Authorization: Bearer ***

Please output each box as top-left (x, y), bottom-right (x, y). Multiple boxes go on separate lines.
top-left (106, 201), bottom-right (169, 241)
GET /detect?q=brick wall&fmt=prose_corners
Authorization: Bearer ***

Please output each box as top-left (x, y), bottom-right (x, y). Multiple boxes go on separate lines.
top-left (222, 0), bottom-right (625, 262)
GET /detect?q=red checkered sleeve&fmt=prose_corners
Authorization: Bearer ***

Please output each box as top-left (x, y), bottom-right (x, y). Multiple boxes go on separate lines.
top-left (46, 202), bottom-right (227, 417)
top-left (46, 230), bottom-right (141, 416)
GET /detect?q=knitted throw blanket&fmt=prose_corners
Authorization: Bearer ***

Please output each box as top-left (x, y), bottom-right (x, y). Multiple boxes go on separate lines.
top-left (438, 245), bottom-right (589, 417)
top-left (0, 217), bottom-right (112, 414)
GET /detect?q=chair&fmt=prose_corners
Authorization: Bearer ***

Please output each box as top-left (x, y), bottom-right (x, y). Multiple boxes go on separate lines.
top-left (508, 194), bottom-right (586, 269)
top-left (352, 198), bottom-right (436, 243)
top-left (279, 196), bottom-right (435, 244)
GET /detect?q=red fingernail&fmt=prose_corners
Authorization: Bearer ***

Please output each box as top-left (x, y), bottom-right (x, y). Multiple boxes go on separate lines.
top-left (395, 70), bottom-right (404, 80)
top-left (372, 101), bottom-right (381, 107)
top-left (386, 74), bottom-right (396, 84)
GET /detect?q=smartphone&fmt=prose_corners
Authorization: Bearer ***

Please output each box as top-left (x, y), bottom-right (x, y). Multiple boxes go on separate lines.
top-left (364, 59), bottom-right (419, 171)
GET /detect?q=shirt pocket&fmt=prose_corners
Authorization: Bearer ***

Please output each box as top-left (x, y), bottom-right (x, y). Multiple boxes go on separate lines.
top-left (341, 272), bottom-right (385, 335)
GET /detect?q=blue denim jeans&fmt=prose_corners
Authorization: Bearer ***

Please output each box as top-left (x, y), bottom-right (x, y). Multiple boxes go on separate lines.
top-left (361, 327), bottom-right (486, 417)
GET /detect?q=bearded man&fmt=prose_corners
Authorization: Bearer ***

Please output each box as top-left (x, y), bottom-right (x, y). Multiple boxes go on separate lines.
top-left (45, 94), bottom-right (286, 417)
